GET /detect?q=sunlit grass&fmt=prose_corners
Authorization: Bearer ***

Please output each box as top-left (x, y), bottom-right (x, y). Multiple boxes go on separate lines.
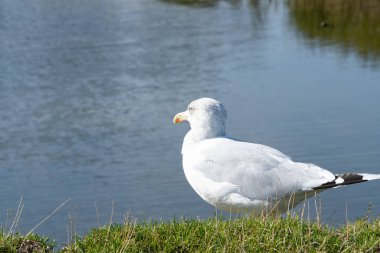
top-left (59, 211), bottom-right (380, 252)
top-left (1, 213), bottom-right (380, 252)
top-left (2, 197), bottom-right (380, 252)
top-left (59, 215), bottom-right (380, 253)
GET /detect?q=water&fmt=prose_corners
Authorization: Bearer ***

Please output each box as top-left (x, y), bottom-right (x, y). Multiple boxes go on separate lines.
top-left (0, 0), bottom-right (379, 246)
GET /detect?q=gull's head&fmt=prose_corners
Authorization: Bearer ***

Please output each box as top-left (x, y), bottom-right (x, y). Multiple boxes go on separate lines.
top-left (173, 98), bottom-right (227, 139)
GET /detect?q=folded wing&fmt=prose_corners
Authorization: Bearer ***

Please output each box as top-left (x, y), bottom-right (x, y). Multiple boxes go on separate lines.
top-left (191, 137), bottom-right (336, 200)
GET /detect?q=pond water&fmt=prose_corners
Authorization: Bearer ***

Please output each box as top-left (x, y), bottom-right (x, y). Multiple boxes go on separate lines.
top-left (1, 0), bottom-right (380, 246)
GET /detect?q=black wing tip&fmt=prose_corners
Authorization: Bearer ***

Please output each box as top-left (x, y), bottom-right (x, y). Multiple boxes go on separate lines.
top-left (313, 173), bottom-right (368, 190)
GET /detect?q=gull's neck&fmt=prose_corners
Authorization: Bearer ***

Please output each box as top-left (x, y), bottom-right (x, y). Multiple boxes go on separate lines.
top-left (182, 117), bottom-right (226, 155)
top-left (182, 126), bottom-right (225, 155)
top-left (187, 120), bottom-right (226, 143)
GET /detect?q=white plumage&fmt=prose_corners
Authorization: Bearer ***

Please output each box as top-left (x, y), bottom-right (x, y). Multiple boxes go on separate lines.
top-left (173, 98), bottom-right (380, 214)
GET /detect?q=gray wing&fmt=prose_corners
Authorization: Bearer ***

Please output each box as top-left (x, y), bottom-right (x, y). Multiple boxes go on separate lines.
top-left (191, 137), bottom-right (336, 200)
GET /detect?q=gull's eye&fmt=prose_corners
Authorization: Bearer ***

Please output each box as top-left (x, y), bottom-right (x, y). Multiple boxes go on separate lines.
top-left (188, 107), bottom-right (195, 112)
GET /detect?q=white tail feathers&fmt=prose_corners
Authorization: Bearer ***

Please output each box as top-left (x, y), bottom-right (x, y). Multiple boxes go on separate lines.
top-left (360, 173), bottom-right (380, 181)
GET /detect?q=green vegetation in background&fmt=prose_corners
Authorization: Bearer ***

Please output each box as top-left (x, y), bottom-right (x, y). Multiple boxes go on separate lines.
top-left (159, 0), bottom-right (380, 65)
top-left (289, 0), bottom-right (380, 64)
top-left (2, 216), bottom-right (380, 252)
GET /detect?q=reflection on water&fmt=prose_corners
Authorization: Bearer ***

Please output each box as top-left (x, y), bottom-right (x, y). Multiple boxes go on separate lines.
top-left (289, 0), bottom-right (380, 66)
top-left (160, 0), bottom-right (262, 8)
top-left (160, 0), bottom-right (218, 7)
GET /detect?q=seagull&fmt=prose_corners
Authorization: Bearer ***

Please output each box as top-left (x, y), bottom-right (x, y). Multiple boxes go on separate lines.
top-left (173, 97), bottom-right (380, 214)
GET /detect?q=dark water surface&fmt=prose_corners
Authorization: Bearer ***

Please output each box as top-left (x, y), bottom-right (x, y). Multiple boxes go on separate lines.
top-left (1, 0), bottom-right (380, 245)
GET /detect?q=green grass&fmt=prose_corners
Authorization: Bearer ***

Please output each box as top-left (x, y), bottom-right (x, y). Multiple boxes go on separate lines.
top-left (3, 215), bottom-right (379, 252)
top-left (63, 216), bottom-right (380, 253)
top-left (0, 231), bottom-right (55, 253)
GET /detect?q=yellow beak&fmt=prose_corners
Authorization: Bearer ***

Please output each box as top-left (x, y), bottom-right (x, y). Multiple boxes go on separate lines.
top-left (173, 112), bottom-right (188, 124)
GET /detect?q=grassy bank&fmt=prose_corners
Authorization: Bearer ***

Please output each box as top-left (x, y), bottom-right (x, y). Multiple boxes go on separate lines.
top-left (0, 232), bottom-right (55, 253)
top-left (2, 215), bottom-right (380, 252)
